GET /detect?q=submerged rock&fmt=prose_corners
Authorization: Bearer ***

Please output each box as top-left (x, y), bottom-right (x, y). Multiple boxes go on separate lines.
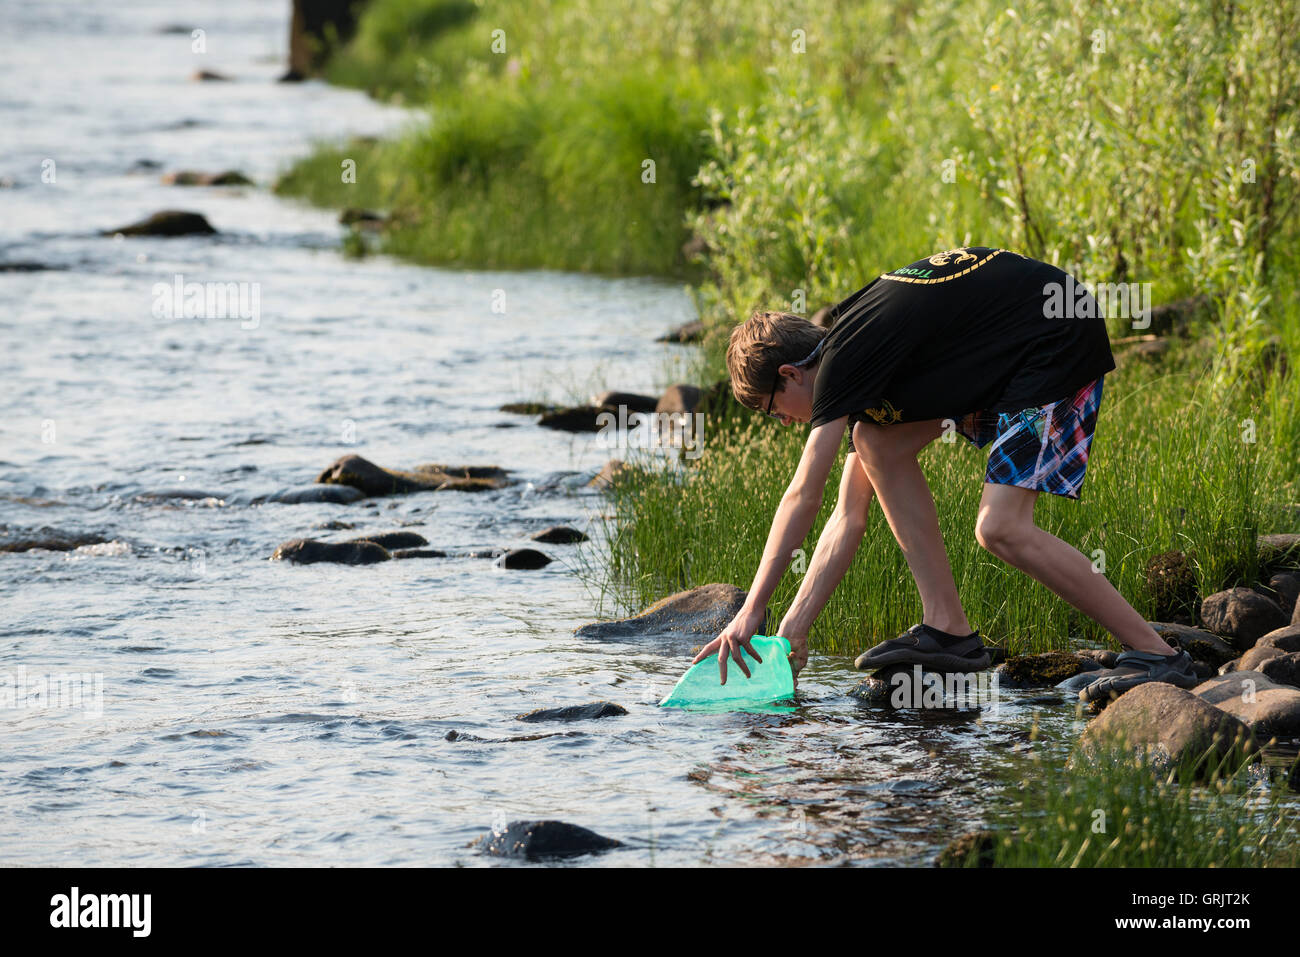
top-left (1076, 682), bottom-right (1257, 779)
top-left (392, 548), bottom-right (446, 559)
top-left (345, 531), bottom-right (427, 550)
top-left (104, 210), bottom-right (217, 236)
top-left (476, 820), bottom-right (622, 860)
top-left (270, 538), bottom-right (390, 565)
top-left (529, 525), bottom-right (587, 544)
top-left (316, 455), bottom-right (509, 496)
top-left (0, 526), bottom-right (109, 553)
top-left (516, 702), bottom-right (628, 723)
top-left (497, 548), bottom-right (552, 570)
top-left (133, 488), bottom-right (226, 503)
top-left (161, 169), bottom-right (253, 186)
top-left (262, 485), bottom-right (365, 505)
top-left (574, 583), bottom-right (759, 649)
top-left (1192, 671), bottom-right (1300, 743)
top-left (995, 651), bottom-right (1096, 688)
top-left (1200, 588), bottom-right (1287, 650)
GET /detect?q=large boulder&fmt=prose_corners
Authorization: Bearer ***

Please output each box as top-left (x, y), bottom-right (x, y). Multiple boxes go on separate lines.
top-left (475, 821), bottom-right (622, 860)
top-left (1199, 588), bottom-right (1286, 651)
top-left (104, 210), bottom-right (216, 236)
top-left (1192, 671), bottom-right (1300, 744)
top-left (1257, 623), bottom-right (1300, 653)
top-left (1149, 622), bottom-right (1239, 669)
top-left (1076, 683), bottom-right (1257, 779)
top-left (574, 583), bottom-right (759, 651)
top-left (270, 538), bottom-right (390, 565)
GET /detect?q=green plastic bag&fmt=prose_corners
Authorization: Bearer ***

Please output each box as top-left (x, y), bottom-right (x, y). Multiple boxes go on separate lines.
top-left (659, 635), bottom-right (796, 709)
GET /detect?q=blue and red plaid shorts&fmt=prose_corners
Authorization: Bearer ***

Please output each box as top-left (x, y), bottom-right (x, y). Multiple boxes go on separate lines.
top-left (953, 376), bottom-right (1105, 500)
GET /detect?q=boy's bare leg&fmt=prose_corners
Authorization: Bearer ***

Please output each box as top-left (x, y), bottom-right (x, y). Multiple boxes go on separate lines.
top-left (852, 419), bottom-right (973, 636)
top-left (974, 482), bottom-right (1175, 654)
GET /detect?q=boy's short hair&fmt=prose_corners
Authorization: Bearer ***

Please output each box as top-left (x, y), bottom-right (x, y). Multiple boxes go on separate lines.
top-left (726, 310), bottom-right (827, 410)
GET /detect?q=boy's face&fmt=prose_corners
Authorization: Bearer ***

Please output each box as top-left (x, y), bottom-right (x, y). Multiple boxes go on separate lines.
top-left (765, 360), bottom-right (819, 425)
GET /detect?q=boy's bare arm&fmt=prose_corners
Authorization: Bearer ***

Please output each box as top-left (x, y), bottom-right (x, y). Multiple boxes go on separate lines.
top-left (777, 451), bottom-right (874, 676)
top-left (691, 416), bottom-right (848, 684)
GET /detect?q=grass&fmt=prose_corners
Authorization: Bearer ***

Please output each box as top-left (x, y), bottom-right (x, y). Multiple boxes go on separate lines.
top-left (955, 731), bottom-right (1300, 867)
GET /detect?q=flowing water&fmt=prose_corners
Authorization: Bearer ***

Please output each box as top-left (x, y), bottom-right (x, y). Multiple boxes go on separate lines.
top-left (0, 0), bottom-right (1090, 866)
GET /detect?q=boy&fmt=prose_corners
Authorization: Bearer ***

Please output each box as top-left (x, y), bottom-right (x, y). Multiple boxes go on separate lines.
top-left (691, 246), bottom-right (1197, 704)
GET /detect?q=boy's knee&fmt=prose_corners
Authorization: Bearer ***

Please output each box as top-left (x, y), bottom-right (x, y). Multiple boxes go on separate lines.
top-left (974, 510), bottom-right (1028, 556)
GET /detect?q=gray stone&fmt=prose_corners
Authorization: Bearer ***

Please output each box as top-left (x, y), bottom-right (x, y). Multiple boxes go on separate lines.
top-left (270, 538), bottom-right (390, 565)
top-left (392, 548), bottom-right (446, 559)
top-left (574, 582), bottom-right (759, 652)
top-left (104, 210), bottom-right (217, 236)
top-left (1149, 621), bottom-right (1239, 667)
top-left (1198, 589), bottom-right (1286, 651)
top-left (1192, 671), bottom-right (1300, 744)
top-left (516, 702), bottom-right (628, 723)
top-left (1076, 683), bottom-right (1257, 779)
top-left (475, 820), bottom-right (622, 860)
top-left (530, 525), bottom-right (587, 544)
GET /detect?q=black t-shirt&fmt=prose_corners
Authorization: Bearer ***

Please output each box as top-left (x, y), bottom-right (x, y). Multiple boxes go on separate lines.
top-left (808, 247), bottom-right (1116, 430)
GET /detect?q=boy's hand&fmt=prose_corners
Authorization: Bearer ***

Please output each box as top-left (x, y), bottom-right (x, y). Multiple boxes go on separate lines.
top-left (785, 633), bottom-right (808, 690)
top-left (692, 607), bottom-right (766, 685)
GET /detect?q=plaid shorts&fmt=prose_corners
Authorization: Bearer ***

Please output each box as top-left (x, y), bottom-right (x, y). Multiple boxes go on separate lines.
top-left (953, 376), bottom-right (1105, 500)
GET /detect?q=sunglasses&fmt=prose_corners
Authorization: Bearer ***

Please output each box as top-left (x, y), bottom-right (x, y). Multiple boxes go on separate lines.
top-left (764, 375), bottom-right (783, 419)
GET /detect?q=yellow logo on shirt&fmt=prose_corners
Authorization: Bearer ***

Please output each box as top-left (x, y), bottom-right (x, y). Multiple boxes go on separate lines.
top-left (882, 247), bottom-right (1004, 284)
top-left (861, 399), bottom-right (904, 424)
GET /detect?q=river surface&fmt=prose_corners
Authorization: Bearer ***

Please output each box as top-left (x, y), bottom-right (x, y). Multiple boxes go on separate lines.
top-left (0, 0), bottom-right (1095, 866)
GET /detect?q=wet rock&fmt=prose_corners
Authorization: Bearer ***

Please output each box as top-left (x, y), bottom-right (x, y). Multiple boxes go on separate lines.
top-left (1076, 648), bottom-right (1119, 668)
top-left (0, 261), bottom-right (54, 272)
top-left (591, 391), bottom-right (658, 413)
top-left (1259, 571), bottom-right (1300, 619)
top-left (104, 210), bottom-right (217, 237)
top-left (530, 525), bottom-right (587, 544)
top-left (1192, 671), bottom-right (1300, 744)
top-left (935, 830), bottom-right (999, 868)
top-left (1257, 623), bottom-right (1300, 653)
top-left (1144, 550), bottom-right (1200, 622)
top-left (133, 488), bottom-right (226, 503)
top-left (339, 207), bottom-right (385, 226)
top-left (516, 702), bottom-right (628, 723)
top-left (497, 548), bottom-right (552, 570)
top-left (161, 170), bottom-right (253, 186)
top-left (475, 820), bottom-right (622, 860)
top-left (262, 485), bottom-right (365, 504)
top-left (392, 548), bottom-right (446, 559)
top-left (850, 664), bottom-right (997, 707)
top-left (499, 401), bottom-right (551, 415)
top-left (191, 69), bottom-right (230, 81)
top-left (1148, 621), bottom-right (1239, 668)
top-left (270, 538), bottom-right (390, 565)
top-left (574, 582), bottom-right (759, 650)
top-left (538, 405), bottom-right (605, 432)
top-left (346, 531), bottom-right (428, 550)
top-left (656, 384), bottom-right (703, 414)
top-left (656, 320), bottom-right (704, 343)
top-left (1258, 652), bottom-right (1300, 690)
top-left (317, 455), bottom-right (509, 496)
top-left (0, 526), bottom-right (109, 553)
top-left (1200, 588), bottom-right (1287, 650)
top-left (995, 651), bottom-right (1097, 688)
top-left (1222, 645), bottom-right (1285, 674)
top-left (1076, 683), bottom-right (1257, 779)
